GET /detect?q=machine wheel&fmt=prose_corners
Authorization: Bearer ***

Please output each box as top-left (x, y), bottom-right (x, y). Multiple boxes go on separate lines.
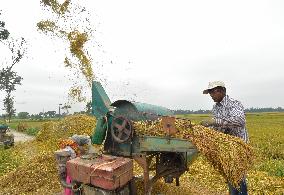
top-left (111, 116), bottom-right (132, 143)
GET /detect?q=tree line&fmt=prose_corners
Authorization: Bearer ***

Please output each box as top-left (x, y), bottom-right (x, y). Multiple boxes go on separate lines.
top-left (2, 106), bottom-right (283, 120)
top-left (2, 110), bottom-right (91, 120)
top-left (172, 107), bottom-right (284, 115)
top-left (0, 102), bottom-right (92, 120)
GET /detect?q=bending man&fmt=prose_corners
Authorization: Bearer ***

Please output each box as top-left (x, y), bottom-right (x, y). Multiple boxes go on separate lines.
top-left (201, 81), bottom-right (249, 195)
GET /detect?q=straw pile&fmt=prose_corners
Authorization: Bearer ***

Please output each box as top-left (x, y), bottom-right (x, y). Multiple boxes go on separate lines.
top-left (133, 118), bottom-right (254, 188)
top-left (0, 114), bottom-right (96, 194)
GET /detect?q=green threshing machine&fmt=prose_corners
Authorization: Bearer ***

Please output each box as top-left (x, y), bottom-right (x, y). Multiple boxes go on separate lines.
top-left (56, 81), bottom-right (198, 195)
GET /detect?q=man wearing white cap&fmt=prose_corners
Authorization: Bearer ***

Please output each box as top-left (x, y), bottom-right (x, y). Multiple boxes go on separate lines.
top-left (201, 81), bottom-right (249, 195)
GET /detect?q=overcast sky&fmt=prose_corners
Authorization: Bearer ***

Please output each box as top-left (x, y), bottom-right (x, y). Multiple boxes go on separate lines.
top-left (1, 0), bottom-right (284, 114)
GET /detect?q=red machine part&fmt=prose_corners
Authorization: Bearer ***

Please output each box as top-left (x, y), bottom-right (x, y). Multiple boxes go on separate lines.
top-left (66, 155), bottom-right (133, 191)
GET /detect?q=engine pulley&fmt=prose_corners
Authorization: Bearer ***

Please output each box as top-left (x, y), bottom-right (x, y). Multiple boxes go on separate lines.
top-left (111, 116), bottom-right (132, 143)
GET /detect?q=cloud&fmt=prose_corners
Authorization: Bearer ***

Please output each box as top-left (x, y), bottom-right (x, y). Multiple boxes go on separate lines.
top-left (1, 0), bottom-right (284, 113)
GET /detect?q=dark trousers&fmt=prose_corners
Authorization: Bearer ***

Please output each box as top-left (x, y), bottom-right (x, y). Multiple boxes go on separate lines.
top-left (228, 178), bottom-right (248, 195)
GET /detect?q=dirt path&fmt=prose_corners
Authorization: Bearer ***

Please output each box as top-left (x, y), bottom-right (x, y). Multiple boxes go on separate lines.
top-left (10, 129), bottom-right (34, 142)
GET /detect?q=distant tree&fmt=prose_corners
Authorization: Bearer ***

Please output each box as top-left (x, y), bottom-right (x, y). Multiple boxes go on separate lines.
top-left (39, 112), bottom-right (44, 117)
top-left (3, 94), bottom-right (16, 121)
top-left (0, 21), bottom-right (9, 40)
top-left (172, 107), bottom-right (284, 115)
top-left (0, 69), bottom-right (23, 122)
top-left (0, 11), bottom-right (9, 40)
top-left (245, 107), bottom-right (284, 113)
top-left (172, 109), bottom-right (211, 115)
top-left (74, 111), bottom-right (86, 115)
top-left (45, 110), bottom-right (56, 118)
top-left (61, 104), bottom-right (71, 114)
top-left (1, 113), bottom-right (6, 122)
top-left (0, 14), bottom-right (27, 122)
top-left (34, 113), bottom-right (44, 120)
top-left (18, 111), bottom-right (30, 119)
top-left (30, 114), bottom-right (35, 119)
top-left (61, 112), bottom-right (67, 117)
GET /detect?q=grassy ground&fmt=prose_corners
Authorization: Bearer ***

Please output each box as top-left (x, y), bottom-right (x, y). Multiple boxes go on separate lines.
top-left (245, 113), bottom-right (284, 177)
top-left (1, 118), bottom-right (58, 136)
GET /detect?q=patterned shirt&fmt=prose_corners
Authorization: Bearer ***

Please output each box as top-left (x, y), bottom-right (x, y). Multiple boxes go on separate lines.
top-left (212, 95), bottom-right (249, 143)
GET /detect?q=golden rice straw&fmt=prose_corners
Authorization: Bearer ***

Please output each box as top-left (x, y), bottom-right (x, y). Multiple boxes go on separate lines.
top-left (133, 119), bottom-right (254, 188)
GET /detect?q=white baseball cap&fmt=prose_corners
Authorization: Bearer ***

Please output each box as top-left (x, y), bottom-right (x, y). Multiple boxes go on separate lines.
top-left (203, 81), bottom-right (226, 94)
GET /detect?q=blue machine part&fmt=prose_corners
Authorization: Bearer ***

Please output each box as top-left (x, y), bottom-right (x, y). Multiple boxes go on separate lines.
top-left (111, 100), bottom-right (173, 121)
top-left (92, 81), bottom-right (112, 118)
top-left (92, 116), bottom-right (111, 145)
top-left (0, 124), bottom-right (8, 130)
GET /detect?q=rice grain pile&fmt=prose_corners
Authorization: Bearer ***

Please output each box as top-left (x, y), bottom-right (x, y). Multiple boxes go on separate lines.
top-left (0, 114), bottom-right (96, 194)
top-left (133, 118), bottom-right (254, 188)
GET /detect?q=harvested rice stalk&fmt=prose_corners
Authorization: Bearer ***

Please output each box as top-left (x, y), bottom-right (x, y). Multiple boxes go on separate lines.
top-left (67, 30), bottom-right (94, 87)
top-left (133, 119), bottom-right (254, 188)
top-left (185, 125), bottom-right (254, 188)
top-left (68, 85), bottom-right (86, 102)
top-left (37, 20), bottom-right (57, 33)
top-left (38, 0), bottom-right (95, 104)
top-left (41, 0), bottom-right (70, 15)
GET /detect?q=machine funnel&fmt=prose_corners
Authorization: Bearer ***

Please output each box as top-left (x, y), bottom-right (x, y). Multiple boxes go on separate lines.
top-left (92, 81), bottom-right (111, 118)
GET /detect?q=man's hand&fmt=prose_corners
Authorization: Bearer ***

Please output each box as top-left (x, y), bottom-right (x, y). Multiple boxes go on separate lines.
top-left (200, 118), bottom-right (216, 127)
